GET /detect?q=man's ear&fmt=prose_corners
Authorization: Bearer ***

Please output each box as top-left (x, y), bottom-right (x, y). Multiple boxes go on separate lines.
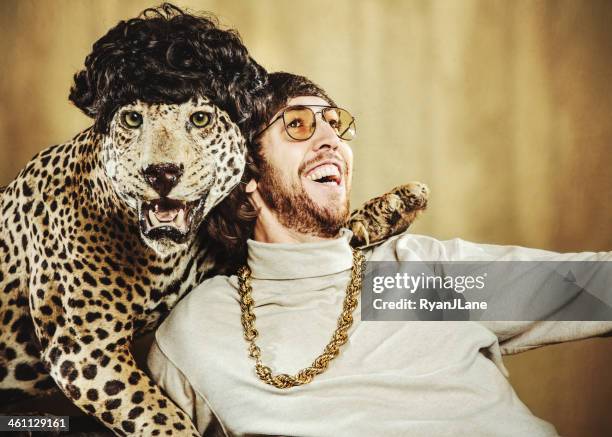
top-left (245, 179), bottom-right (257, 194)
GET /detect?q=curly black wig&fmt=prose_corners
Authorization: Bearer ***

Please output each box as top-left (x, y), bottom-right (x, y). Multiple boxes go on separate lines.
top-left (69, 3), bottom-right (267, 139)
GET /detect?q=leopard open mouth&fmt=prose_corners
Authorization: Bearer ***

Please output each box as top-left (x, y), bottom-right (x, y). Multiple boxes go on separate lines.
top-left (139, 198), bottom-right (198, 244)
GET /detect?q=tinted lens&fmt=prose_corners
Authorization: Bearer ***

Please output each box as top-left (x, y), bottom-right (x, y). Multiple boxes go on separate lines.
top-left (283, 107), bottom-right (316, 140)
top-left (323, 107), bottom-right (356, 141)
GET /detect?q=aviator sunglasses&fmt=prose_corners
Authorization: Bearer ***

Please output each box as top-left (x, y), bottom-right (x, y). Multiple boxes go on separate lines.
top-left (256, 105), bottom-right (356, 141)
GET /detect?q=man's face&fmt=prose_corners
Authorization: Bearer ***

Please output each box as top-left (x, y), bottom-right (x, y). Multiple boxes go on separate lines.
top-left (256, 96), bottom-right (354, 238)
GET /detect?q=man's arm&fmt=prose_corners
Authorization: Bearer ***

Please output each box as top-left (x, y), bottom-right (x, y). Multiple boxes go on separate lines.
top-left (483, 321), bottom-right (611, 354)
top-left (391, 233), bottom-right (612, 350)
top-left (147, 340), bottom-right (228, 436)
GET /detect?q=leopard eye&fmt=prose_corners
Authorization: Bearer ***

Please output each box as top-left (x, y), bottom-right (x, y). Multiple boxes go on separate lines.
top-left (121, 111), bottom-right (143, 129)
top-left (190, 111), bottom-right (211, 128)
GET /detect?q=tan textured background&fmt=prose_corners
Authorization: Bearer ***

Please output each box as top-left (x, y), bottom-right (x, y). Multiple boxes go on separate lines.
top-left (0, 0), bottom-right (611, 436)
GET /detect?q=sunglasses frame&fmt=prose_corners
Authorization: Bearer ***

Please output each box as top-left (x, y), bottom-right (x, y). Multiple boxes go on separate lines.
top-left (256, 105), bottom-right (356, 141)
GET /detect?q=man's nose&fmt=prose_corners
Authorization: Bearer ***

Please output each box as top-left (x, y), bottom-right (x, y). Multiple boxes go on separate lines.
top-left (311, 117), bottom-right (341, 151)
top-left (143, 163), bottom-right (183, 197)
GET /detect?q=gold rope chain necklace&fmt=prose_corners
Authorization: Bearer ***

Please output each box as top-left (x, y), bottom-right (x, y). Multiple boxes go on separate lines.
top-left (237, 248), bottom-right (366, 389)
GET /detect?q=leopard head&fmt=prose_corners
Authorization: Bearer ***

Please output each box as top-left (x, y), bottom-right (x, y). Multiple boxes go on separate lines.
top-left (102, 97), bottom-right (245, 256)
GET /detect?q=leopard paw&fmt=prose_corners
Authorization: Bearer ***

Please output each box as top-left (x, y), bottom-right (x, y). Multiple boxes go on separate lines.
top-left (348, 182), bottom-right (429, 248)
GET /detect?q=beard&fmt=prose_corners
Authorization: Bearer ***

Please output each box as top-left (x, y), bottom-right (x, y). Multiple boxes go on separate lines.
top-left (257, 158), bottom-right (350, 238)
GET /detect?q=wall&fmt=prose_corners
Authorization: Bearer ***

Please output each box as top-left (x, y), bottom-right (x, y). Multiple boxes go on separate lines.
top-left (1, 1), bottom-right (611, 435)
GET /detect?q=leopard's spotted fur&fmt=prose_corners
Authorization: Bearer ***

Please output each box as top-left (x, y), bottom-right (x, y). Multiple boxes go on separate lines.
top-left (0, 98), bottom-right (428, 435)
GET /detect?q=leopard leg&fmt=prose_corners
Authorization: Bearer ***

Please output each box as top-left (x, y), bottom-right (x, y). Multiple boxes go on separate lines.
top-left (0, 332), bottom-right (57, 408)
top-left (28, 273), bottom-right (199, 437)
top-left (0, 284), bottom-right (57, 406)
top-left (39, 327), bottom-right (200, 437)
top-left (348, 182), bottom-right (429, 248)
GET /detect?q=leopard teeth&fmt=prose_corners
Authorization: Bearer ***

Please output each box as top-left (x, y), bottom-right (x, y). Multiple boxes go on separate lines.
top-left (175, 208), bottom-right (185, 224)
top-left (148, 209), bottom-right (161, 227)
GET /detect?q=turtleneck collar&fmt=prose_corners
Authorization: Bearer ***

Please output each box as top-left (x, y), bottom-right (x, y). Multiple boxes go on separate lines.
top-left (246, 229), bottom-right (354, 280)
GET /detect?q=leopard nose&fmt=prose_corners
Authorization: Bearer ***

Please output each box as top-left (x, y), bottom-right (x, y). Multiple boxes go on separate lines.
top-left (143, 163), bottom-right (183, 197)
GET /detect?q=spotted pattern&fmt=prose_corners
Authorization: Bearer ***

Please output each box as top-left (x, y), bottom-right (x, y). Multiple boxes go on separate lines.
top-left (0, 98), bottom-right (427, 436)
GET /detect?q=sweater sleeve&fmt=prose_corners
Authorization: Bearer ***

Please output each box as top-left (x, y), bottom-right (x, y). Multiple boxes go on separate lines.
top-left (390, 233), bottom-right (612, 352)
top-left (147, 339), bottom-right (228, 436)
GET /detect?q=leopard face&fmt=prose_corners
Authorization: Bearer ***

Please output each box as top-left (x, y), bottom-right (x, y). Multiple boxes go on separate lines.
top-left (102, 97), bottom-right (246, 256)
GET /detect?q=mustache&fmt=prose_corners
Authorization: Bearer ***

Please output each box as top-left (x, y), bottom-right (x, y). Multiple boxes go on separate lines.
top-left (298, 151), bottom-right (347, 175)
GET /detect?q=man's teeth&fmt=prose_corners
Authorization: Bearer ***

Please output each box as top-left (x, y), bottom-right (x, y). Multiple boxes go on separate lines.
top-left (306, 164), bottom-right (340, 182)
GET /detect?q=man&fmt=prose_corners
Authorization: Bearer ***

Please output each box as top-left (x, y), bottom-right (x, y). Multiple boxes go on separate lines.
top-left (147, 72), bottom-right (611, 436)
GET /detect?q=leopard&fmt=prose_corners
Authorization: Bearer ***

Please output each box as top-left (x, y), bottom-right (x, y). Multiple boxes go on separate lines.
top-left (0, 5), bottom-right (428, 436)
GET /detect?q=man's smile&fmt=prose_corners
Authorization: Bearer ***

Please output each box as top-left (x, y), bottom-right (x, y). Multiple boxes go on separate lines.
top-left (300, 158), bottom-right (346, 188)
top-left (304, 163), bottom-right (342, 185)
top-left (299, 158), bottom-right (347, 206)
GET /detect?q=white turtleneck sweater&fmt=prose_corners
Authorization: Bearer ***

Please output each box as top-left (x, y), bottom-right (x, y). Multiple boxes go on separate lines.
top-left (147, 230), bottom-right (611, 436)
